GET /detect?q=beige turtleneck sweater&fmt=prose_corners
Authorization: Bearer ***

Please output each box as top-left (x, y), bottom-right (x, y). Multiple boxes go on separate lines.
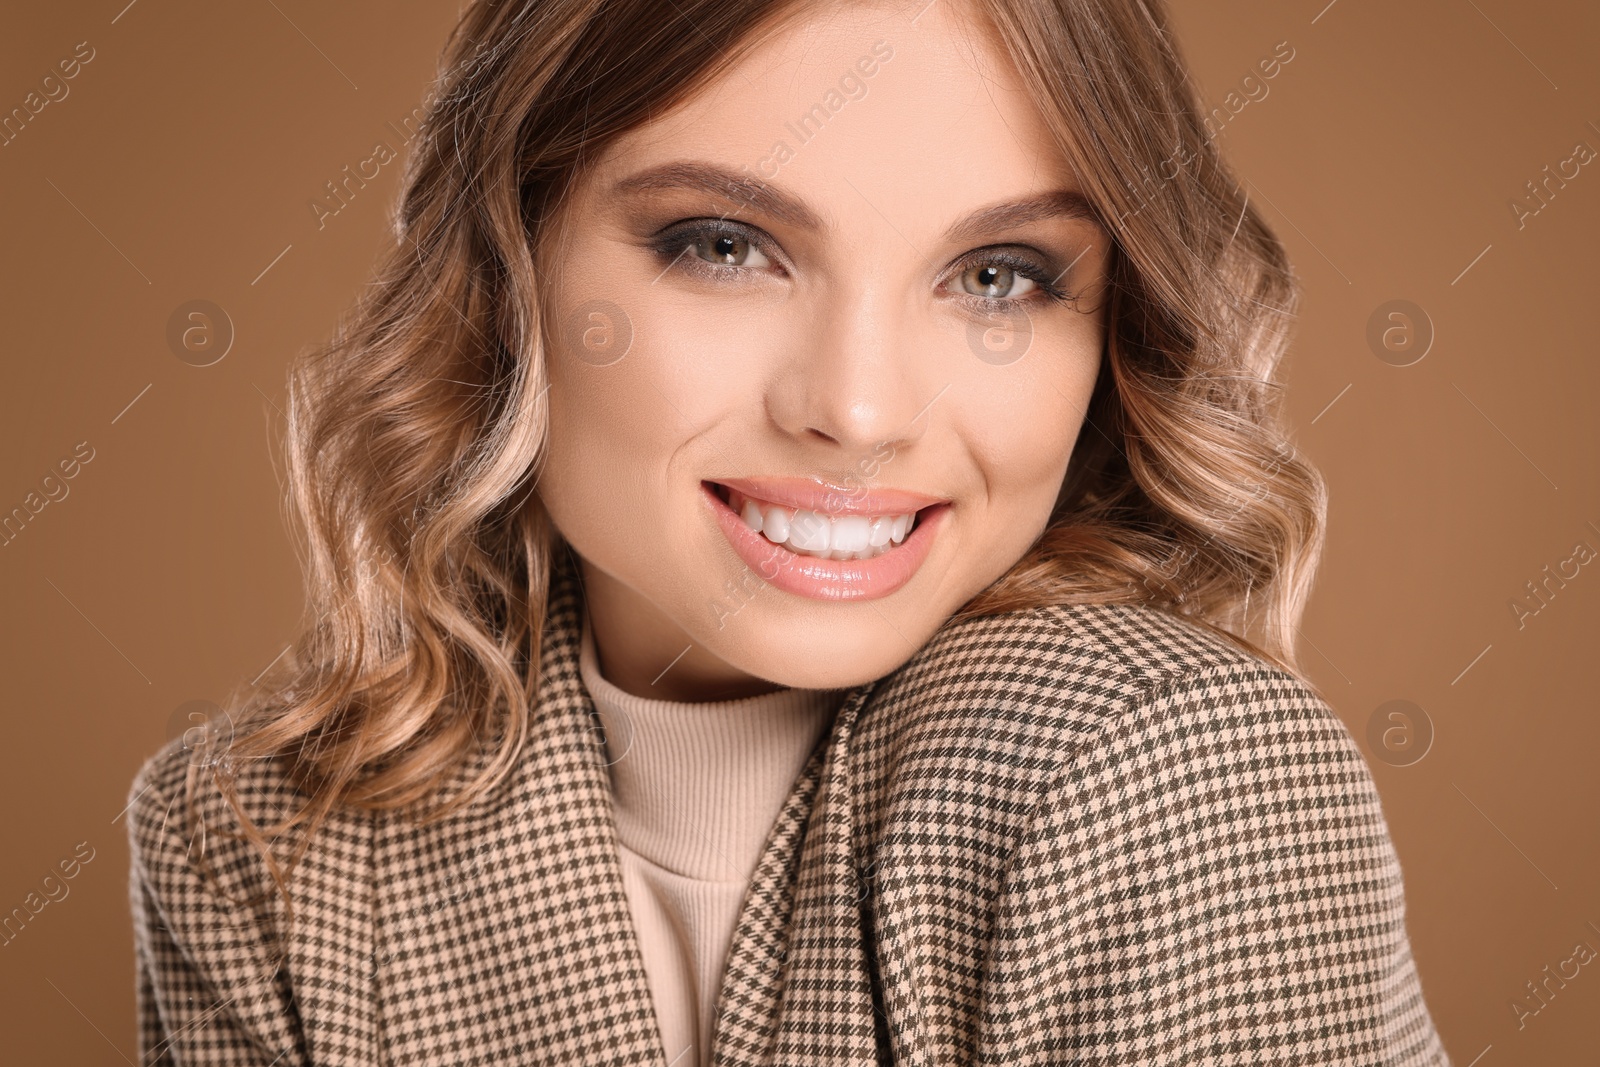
top-left (577, 616), bottom-right (844, 1067)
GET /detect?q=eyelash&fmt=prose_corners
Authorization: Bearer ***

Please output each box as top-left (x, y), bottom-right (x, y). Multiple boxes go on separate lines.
top-left (954, 248), bottom-right (1075, 306)
top-left (647, 219), bottom-right (1078, 306)
top-left (649, 219), bottom-right (778, 278)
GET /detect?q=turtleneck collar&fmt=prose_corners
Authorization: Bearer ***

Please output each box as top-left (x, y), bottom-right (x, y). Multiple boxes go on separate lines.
top-left (577, 609), bottom-right (846, 883)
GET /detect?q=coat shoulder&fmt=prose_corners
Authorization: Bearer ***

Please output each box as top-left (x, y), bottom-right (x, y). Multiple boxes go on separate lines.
top-left (852, 601), bottom-right (1351, 843)
top-left (862, 598), bottom-right (1316, 749)
top-left (125, 726), bottom-right (313, 934)
top-left (127, 729), bottom-right (305, 855)
top-left (937, 607), bottom-right (1448, 1064)
top-left (948, 597), bottom-right (1286, 697)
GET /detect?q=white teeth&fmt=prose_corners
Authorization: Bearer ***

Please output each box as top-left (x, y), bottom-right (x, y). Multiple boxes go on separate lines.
top-left (786, 511), bottom-right (830, 553)
top-left (762, 506), bottom-right (790, 543)
top-left (723, 486), bottom-right (922, 562)
top-left (830, 515), bottom-right (871, 554)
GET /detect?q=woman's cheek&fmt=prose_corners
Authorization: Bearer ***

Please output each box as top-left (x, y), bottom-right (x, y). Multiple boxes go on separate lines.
top-left (632, 297), bottom-right (790, 428)
top-left (963, 338), bottom-right (1097, 512)
top-left (540, 358), bottom-right (656, 557)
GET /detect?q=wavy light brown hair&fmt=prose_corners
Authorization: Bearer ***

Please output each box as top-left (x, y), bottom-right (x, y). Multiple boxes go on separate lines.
top-left (196, 0), bottom-right (1322, 915)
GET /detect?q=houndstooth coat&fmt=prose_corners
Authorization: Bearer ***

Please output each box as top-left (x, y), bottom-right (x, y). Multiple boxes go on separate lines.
top-left (128, 555), bottom-right (1453, 1065)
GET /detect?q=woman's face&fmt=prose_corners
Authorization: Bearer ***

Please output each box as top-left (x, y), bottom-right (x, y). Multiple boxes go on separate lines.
top-left (538, 0), bottom-right (1113, 699)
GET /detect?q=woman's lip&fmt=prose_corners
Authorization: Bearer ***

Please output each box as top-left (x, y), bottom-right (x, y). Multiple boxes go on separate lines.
top-left (710, 475), bottom-right (948, 516)
top-left (701, 481), bottom-right (948, 602)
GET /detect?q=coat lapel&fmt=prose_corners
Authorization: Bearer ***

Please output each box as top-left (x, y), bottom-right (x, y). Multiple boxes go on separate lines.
top-left (369, 556), bottom-right (668, 1065)
top-left (274, 795), bottom-right (379, 1065)
top-left (710, 673), bottom-right (886, 1066)
top-left (149, 763), bottom-right (312, 1066)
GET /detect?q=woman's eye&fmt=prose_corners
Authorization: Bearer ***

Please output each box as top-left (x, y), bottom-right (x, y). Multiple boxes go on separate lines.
top-left (956, 262), bottom-right (1039, 300)
top-left (686, 230), bottom-right (771, 269)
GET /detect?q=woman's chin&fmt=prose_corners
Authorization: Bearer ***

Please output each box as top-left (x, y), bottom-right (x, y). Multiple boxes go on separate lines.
top-left (698, 621), bottom-right (934, 693)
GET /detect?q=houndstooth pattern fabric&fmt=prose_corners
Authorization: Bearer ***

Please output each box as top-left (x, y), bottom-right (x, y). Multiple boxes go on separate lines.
top-left (128, 553), bottom-right (1452, 1065)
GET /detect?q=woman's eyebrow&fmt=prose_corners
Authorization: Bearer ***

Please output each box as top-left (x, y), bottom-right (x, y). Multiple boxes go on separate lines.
top-left (944, 190), bottom-right (1103, 243)
top-left (612, 160), bottom-right (1101, 241)
top-left (612, 161), bottom-right (824, 230)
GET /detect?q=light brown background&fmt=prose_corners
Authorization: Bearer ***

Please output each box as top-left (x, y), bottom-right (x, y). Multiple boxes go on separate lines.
top-left (2, 1), bottom-right (1596, 1061)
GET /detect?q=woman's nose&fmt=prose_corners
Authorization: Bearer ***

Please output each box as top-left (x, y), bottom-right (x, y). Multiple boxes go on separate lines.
top-left (765, 282), bottom-right (934, 459)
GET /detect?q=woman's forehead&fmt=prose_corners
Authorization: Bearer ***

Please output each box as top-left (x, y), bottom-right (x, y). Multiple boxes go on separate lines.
top-left (581, 0), bottom-right (1080, 226)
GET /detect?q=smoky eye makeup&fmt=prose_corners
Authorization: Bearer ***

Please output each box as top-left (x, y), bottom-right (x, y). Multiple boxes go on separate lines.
top-left (634, 204), bottom-right (1099, 308)
top-left (645, 216), bottom-right (790, 278)
top-left (943, 243), bottom-right (1084, 306)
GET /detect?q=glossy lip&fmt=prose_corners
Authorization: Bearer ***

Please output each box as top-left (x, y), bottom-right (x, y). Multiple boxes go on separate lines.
top-left (701, 480), bottom-right (949, 601)
top-left (713, 475), bottom-right (948, 516)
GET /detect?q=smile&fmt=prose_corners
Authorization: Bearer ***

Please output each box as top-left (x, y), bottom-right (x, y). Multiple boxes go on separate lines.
top-left (702, 477), bottom-right (950, 601)
top-left (728, 484), bottom-right (916, 560)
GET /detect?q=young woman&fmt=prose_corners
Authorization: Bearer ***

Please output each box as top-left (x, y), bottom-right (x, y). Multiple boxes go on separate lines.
top-left (128, 0), bottom-right (1453, 1063)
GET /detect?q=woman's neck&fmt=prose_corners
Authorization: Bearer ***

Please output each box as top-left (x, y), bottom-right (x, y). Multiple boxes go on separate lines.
top-left (579, 556), bottom-right (788, 701)
top-left (576, 610), bottom-right (844, 881)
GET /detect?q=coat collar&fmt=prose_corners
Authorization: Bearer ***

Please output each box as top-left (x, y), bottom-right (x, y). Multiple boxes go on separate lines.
top-left (258, 550), bottom-right (887, 1065)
